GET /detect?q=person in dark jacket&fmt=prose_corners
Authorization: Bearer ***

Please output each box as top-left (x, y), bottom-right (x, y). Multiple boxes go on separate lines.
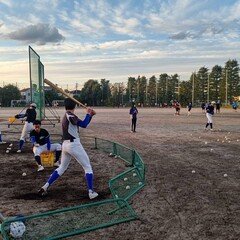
top-left (129, 104), bottom-right (138, 132)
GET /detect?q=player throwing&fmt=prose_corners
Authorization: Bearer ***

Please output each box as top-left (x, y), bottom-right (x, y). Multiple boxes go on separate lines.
top-left (30, 120), bottom-right (62, 172)
top-left (38, 98), bottom-right (98, 199)
top-left (15, 103), bottom-right (37, 152)
top-left (205, 102), bottom-right (214, 130)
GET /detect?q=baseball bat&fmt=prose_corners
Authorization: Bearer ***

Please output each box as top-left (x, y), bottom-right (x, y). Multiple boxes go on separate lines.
top-left (44, 78), bottom-right (87, 109)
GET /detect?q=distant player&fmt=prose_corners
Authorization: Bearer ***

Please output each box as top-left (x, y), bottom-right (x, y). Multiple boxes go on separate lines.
top-left (0, 130), bottom-right (6, 144)
top-left (129, 104), bottom-right (138, 132)
top-left (216, 99), bottom-right (221, 113)
top-left (232, 101), bottom-right (238, 111)
top-left (175, 101), bottom-right (181, 115)
top-left (30, 120), bottom-right (62, 172)
top-left (205, 102), bottom-right (214, 130)
top-left (38, 98), bottom-right (98, 199)
top-left (187, 102), bottom-right (192, 116)
top-left (15, 103), bottom-right (37, 153)
top-left (201, 102), bottom-right (206, 113)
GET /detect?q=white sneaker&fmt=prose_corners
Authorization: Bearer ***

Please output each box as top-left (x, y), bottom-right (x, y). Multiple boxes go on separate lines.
top-left (0, 141), bottom-right (6, 144)
top-left (37, 165), bottom-right (44, 172)
top-left (89, 190), bottom-right (98, 199)
top-left (17, 149), bottom-right (22, 153)
top-left (53, 161), bottom-right (60, 167)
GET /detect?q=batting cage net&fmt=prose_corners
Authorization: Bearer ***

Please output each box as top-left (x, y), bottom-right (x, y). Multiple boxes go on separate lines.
top-left (0, 137), bottom-right (145, 239)
top-left (29, 46), bottom-right (45, 120)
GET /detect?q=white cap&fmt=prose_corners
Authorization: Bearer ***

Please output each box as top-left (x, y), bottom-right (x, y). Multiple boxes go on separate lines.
top-left (30, 103), bottom-right (37, 108)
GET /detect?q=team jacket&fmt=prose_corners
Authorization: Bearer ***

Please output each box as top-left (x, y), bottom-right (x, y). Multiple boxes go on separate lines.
top-left (129, 107), bottom-right (138, 119)
top-left (206, 105), bottom-right (214, 115)
top-left (62, 111), bottom-right (92, 141)
top-left (15, 108), bottom-right (36, 123)
top-left (30, 128), bottom-right (51, 149)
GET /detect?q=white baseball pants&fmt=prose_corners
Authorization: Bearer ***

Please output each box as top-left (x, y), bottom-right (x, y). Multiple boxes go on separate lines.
top-left (33, 143), bottom-right (62, 156)
top-left (56, 139), bottom-right (93, 176)
top-left (20, 122), bottom-right (33, 141)
top-left (206, 113), bottom-right (213, 124)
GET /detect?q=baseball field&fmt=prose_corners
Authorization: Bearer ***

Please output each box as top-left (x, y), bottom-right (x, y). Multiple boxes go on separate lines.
top-left (0, 107), bottom-right (240, 240)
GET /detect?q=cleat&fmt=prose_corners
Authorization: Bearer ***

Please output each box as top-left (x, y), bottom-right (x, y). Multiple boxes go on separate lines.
top-left (17, 149), bottom-right (22, 153)
top-left (37, 165), bottom-right (44, 172)
top-left (38, 188), bottom-right (47, 196)
top-left (53, 161), bottom-right (60, 167)
top-left (89, 190), bottom-right (98, 199)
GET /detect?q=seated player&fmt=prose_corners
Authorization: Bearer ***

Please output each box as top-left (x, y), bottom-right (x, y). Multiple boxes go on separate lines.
top-left (30, 120), bottom-right (62, 172)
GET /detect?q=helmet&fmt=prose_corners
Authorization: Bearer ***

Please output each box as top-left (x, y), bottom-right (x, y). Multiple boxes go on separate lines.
top-left (30, 103), bottom-right (37, 108)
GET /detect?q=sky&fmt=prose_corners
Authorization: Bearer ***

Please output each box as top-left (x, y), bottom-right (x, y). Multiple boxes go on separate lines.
top-left (0, 0), bottom-right (240, 89)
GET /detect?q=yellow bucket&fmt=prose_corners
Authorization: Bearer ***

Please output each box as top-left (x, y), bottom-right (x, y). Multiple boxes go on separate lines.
top-left (41, 152), bottom-right (55, 167)
top-left (8, 117), bottom-right (16, 124)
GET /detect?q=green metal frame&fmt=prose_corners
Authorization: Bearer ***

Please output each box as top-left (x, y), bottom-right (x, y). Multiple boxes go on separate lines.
top-left (0, 137), bottom-right (145, 239)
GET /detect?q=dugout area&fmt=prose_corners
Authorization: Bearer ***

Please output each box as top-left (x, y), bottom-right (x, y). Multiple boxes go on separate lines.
top-left (0, 137), bottom-right (145, 239)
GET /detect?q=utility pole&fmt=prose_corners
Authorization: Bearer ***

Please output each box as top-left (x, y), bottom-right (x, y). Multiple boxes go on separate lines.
top-left (192, 72), bottom-right (195, 105)
top-left (226, 69), bottom-right (228, 105)
top-left (145, 79), bottom-right (148, 105)
top-left (155, 80), bottom-right (158, 106)
top-left (207, 73), bottom-right (210, 103)
top-left (178, 75), bottom-right (180, 101)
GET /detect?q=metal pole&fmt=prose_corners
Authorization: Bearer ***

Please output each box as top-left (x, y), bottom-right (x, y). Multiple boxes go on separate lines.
top-left (207, 73), bottom-right (210, 103)
top-left (226, 69), bottom-right (228, 105)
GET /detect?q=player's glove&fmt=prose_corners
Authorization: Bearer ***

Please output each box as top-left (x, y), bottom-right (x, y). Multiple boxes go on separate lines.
top-left (15, 115), bottom-right (19, 119)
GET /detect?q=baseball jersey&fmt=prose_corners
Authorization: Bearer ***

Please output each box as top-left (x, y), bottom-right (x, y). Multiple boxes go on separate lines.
top-left (30, 129), bottom-right (50, 146)
top-left (62, 111), bottom-right (92, 141)
top-left (206, 105), bottom-right (214, 115)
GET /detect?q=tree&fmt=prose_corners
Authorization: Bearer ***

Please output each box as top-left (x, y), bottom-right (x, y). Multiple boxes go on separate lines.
top-left (45, 89), bottom-right (65, 106)
top-left (127, 77), bottom-right (137, 103)
top-left (220, 59), bottom-right (240, 104)
top-left (100, 79), bottom-right (111, 106)
top-left (158, 73), bottom-right (169, 105)
top-left (209, 65), bottom-right (222, 102)
top-left (179, 80), bottom-right (192, 106)
top-left (0, 84), bottom-right (21, 107)
top-left (195, 67), bottom-right (209, 103)
top-left (80, 80), bottom-right (101, 106)
top-left (148, 75), bottom-right (157, 106)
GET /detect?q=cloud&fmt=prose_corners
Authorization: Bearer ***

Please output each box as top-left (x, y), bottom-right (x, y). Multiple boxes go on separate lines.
top-left (170, 31), bottom-right (192, 40)
top-left (7, 23), bottom-right (64, 45)
top-left (0, 0), bottom-right (12, 7)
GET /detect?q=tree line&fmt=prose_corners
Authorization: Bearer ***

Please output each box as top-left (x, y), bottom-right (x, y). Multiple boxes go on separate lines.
top-left (0, 59), bottom-right (239, 107)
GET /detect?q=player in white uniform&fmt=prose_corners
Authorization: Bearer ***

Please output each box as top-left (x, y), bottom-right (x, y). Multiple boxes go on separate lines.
top-left (38, 98), bottom-right (98, 200)
top-left (30, 120), bottom-right (62, 172)
top-left (15, 103), bottom-right (37, 152)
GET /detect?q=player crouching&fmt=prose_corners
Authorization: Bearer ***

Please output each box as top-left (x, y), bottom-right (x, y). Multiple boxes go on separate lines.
top-left (30, 120), bottom-right (62, 172)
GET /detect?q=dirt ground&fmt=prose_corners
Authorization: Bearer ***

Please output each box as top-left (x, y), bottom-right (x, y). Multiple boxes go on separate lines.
top-left (0, 107), bottom-right (240, 240)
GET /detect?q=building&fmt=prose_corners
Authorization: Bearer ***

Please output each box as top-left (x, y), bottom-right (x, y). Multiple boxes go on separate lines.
top-left (20, 88), bottom-right (31, 103)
